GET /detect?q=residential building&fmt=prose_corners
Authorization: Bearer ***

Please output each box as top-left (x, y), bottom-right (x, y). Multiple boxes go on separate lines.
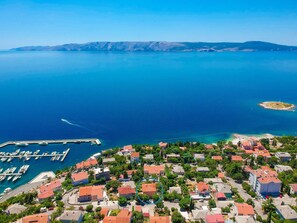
top-left (197, 167), bottom-right (210, 172)
top-left (213, 183), bottom-right (232, 199)
top-left (71, 171), bottom-right (89, 186)
top-left (38, 179), bottom-right (62, 201)
top-left (290, 184), bottom-right (297, 194)
top-left (59, 211), bottom-right (83, 223)
top-left (166, 153), bottom-right (180, 159)
top-left (218, 172), bottom-right (225, 178)
top-left (241, 140), bottom-right (253, 150)
top-left (22, 214), bottom-right (49, 223)
top-left (194, 154), bottom-right (205, 161)
top-left (169, 186), bottom-right (182, 194)
top-left (249, 166), bottom-right (281, 196)
top-left (235, 203), bottom-right (255, 216)
top-left (235, 216), bottom-right (255, 223)
top-left (206, 214), bottom-right (224, 223)
top-left (144, 165), bottom-right (165, 176)
top-left (131, 152), bottom-right (140, 163)
top-left (118, 186), bottom-right (136, 199)
top-left (276, 205), bottom-right (297, 221)
top-left (102, 157), bottom-right (116, 164)
top-left (231, 156), bottom-right (243, 162)
top-left (78, 185), bottom-right (104, 202)
top-left (38, 190), bottom-right (54, 201)
top-left (216, 192), bottom-right (227, 201)
top-left (142, 183), bottom-right (157, 197)
top-left (274, 165), bottom-right (293, 173)
top-left (143, 154), bottom-right (154, 160)
top-left (76, 158), bottom-right (98, 170)
top-left (158, 142), bottom-right (168, 149)
top-left (212, 156), bottom-right (223, 161)
top-left (172, 165), bottom-right (185, 175)
top-left (205, 144), bottom-right (214, 150)
top-left (103, 209), bottom-right (132, 223)
top-left (150, 216), bottom-right (171, 223)
top-left (196, 182), bottom-right (210, 197)
top-left (275, 152), bottom-right (291, 162)
top-left (94, 167), bottom-right (110, 180)
top-left (120, 145), bottom-right (134, 155)
top-left (191, 209), bottom-right (208, 222)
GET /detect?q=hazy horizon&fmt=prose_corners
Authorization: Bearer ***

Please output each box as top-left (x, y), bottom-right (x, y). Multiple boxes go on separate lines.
top-left (1, 0), bottom-right (297, 49)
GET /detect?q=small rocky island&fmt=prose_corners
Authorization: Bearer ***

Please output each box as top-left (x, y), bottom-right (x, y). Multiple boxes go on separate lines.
top-left (259, 101), bottom-right (296, 111)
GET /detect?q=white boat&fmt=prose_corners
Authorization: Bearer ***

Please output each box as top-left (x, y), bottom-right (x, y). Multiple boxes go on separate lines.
top-left (0, 176), bottom-right (6, 181)
top-left (1, 157), bottom-right (7, 162)
top-left (7, 176), bottom-right (13, 181)
top-left (4, 188), bottom-right (11, 193)
top-left (0, 168), bottom-right (3, 173)
top-left (12, 176), bottom-right (20, 182)
top-left (7, 157), bottom-right (13, 162)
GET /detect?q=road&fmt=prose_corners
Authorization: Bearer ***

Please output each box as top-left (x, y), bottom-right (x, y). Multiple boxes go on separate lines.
top-left (227, 177), bottom-right (267, 220)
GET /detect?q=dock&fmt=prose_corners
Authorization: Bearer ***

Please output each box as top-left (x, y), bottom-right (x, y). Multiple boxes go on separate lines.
top-left (0, 148), bottom-right (71, 163)
top-left (0, 138), bottom-right (101, 149)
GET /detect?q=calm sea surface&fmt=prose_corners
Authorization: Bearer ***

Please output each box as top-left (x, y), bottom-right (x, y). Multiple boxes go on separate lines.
top-left (0, 51), bottom-right (297, 191)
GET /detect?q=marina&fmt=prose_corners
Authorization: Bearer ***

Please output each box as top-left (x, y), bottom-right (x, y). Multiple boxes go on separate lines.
top-left (0, 138), bottom-right (101, 149)
top-left (0, 165), bottom-right (30, 183)
top-left (0, 148), bottom-right (70, 163)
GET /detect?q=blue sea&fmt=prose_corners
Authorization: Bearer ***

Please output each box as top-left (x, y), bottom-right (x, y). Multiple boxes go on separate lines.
top-left (0, 51), bottom-right (297, 191)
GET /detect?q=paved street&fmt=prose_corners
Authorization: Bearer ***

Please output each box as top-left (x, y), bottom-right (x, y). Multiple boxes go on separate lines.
top-left (227, 177), bottom-right (267, 220)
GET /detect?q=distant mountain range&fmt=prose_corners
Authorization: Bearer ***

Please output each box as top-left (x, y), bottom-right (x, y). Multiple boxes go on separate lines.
top-left (12, 41), bottom-right (297, 52)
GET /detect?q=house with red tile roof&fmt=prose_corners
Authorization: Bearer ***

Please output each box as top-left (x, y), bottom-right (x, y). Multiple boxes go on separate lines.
top-left (71, 171), bottom-right (89, 186)
top-left (205, 144), bottom-right (214, 150)
top-left (206, 214), bottom-right (224, 223)
top-left (216, 192), bottom-right (227, 201)
top-left (130, 152), bottom-right (140, 163)
top-left (290, 184), bottom-right (297, 195)
top-left (235, 203), bottom-right (255, 216)
top-left (142, 183), bottom-right (157, 197)
top-left (39, 179), bottom-right (61, 193)
top-left (241, 140), bottom-right (253, 150)
top-left (100, 208), bottom-right (110, 218)
top-left (158, 142), bottom-right (168, 149)
top-left (218, 172), bottom-right (225, 178)
top-left (22, 213), bottom-right (49, 223)
top-left (212, 156), bottom-right (223, 161)
top-left (38, 179), bottom-right (62, 201)
top-left (231, 155), bottom-right (243, 162)
top-left (76, 158), bottom-right (98, 170)
top-left (249, 166), bottom-right (281, 196)
top-left (196, 182), bottom-right (210, 197)
top-left (144, 165), bottom-right (165, 176)
top-left (103, 209), bottom-right (132, 223)
top-left (78, 185), bottom-right (104, 202)
top-left (38, 190), bottom-right (55, 201)
top-left (150, 216), bottom-right (171, 223)
top-left (118, 186), bottom-right (136, 199)
top-left (120, 145), bottom-right (134, 155)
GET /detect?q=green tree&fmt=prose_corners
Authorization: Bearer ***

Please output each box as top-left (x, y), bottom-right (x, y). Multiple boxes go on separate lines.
top-left (118, 196), bottom-right (127, 206)
top-left (179, 197), bottom-right (191, 211)
top-left (172, 210), bottom-right (185, 223)
top-left (86, 205), bottom-right (94, 212)
top-left (208, 199), bottom-right (216, 209)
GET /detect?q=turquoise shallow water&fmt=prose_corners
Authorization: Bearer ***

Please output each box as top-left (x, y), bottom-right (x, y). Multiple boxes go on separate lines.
top-left (0, 51), bottom-right (297, 191)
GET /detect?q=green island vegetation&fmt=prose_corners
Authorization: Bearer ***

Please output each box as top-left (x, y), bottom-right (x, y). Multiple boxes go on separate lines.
top-left (1, 135), bottom-right (297, 222)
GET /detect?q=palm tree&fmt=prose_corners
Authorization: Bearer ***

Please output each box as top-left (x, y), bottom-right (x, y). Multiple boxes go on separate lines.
top-left (262, 197), bottom-right (276, 223)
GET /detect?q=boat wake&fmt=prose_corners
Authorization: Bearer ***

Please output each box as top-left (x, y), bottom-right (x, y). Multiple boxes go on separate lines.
top-left (61, 118), bottom-right (97, 134)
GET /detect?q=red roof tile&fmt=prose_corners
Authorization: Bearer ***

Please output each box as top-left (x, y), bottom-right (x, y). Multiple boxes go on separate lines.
top-left (235, 203), bottom-right (255, 215)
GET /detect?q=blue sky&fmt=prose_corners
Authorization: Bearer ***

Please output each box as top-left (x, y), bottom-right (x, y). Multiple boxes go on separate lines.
top-left (1, 0), bottom-right (297, 49)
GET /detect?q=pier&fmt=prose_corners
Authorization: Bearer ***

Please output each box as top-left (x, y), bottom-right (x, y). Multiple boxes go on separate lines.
top-left (0, 138), bottom-right (101, 149)
top-left (0, 148), bottom-right (71, 163)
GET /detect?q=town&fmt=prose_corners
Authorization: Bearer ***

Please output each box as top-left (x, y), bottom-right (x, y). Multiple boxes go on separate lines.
top-left (1, 134), bottom-right (297, 223)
